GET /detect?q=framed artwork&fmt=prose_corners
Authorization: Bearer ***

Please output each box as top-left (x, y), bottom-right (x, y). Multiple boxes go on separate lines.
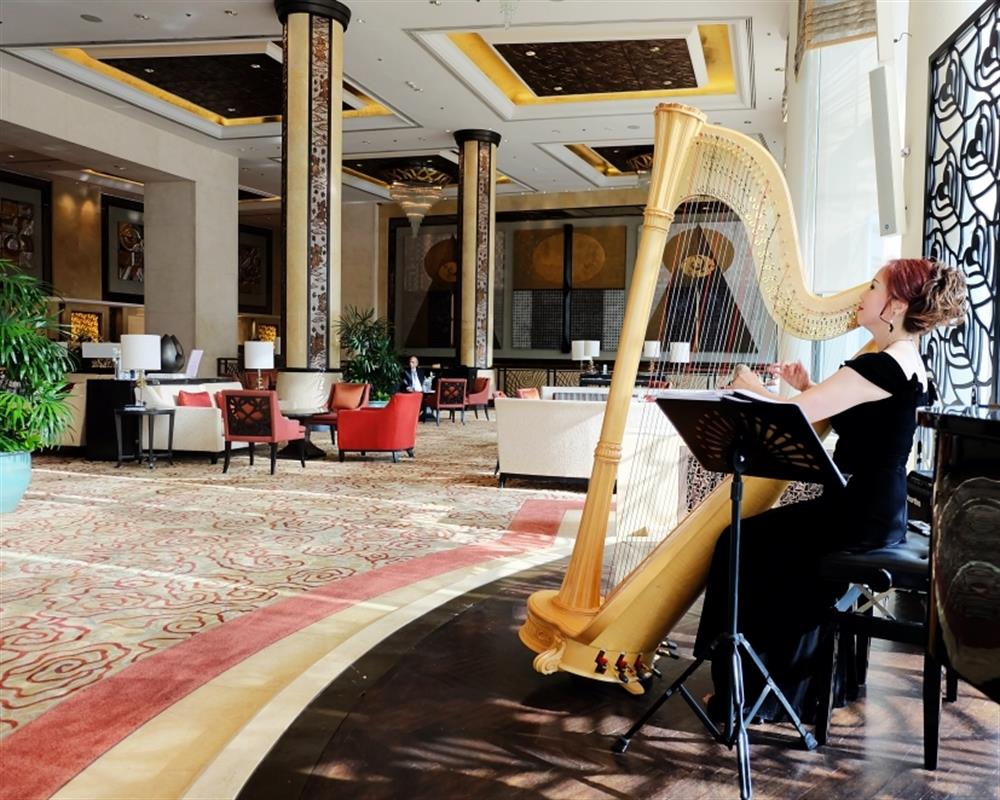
top-left (0, 170), bottom-right (52, 285)
top-left (102, 196), bottom-right (145, 302)
top-left (238, 225), bottom-right (273, 313)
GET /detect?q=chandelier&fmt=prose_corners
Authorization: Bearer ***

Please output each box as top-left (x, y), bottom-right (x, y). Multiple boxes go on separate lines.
top-left (384, 165), bottom-right (451, 236)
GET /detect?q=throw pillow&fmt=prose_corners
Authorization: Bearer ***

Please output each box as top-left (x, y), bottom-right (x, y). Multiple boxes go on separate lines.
top-left (332, 383), bottom-right (366, 410)
top-left (177, 390), bottom-right (213, 408)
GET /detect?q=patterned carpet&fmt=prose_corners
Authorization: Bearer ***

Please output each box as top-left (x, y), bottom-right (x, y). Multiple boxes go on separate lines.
top-left (0, 419), bottom-right (577, 742)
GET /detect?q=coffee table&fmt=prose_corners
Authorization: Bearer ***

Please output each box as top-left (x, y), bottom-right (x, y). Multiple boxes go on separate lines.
top-left (277, 408), bottom-right (327, 460)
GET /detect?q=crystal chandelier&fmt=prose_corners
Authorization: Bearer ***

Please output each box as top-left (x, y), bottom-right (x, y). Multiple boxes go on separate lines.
top-left (384, 165), bottom-right (451, 236)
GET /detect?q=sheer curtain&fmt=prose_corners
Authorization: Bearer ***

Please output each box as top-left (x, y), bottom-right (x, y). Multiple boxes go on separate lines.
top-left (800, 37), bottom-right (902, 381)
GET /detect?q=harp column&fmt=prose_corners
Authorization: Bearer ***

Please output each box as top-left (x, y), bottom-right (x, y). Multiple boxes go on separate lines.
top-left (454, 129), bottom-right (501, 367)
top-left (275, 0), bottom-right (350, 369)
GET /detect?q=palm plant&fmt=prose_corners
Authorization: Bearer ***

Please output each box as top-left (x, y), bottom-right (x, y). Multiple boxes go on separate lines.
top-left (336, 306), bottom-right (402, 401)
top-left (0, 259), bottom-right (74, 452)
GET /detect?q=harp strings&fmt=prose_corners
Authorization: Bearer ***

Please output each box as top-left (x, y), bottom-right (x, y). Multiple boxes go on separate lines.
top-left (605, 138), bottom-right (783, 592)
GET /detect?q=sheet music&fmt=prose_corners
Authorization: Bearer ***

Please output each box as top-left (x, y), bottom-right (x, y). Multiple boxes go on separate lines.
top-left (656, 388), bottom-right (782, 403)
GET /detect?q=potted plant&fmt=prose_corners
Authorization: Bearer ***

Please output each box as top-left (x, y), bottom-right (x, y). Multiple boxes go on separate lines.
top-left (336, 306), bottom-right (402, 402)
top-left (0, 258), bottom-right (74, 513)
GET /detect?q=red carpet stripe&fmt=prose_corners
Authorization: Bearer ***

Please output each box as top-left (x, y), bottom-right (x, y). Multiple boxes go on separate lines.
top-left (0, 499), bottom-right (578, 800)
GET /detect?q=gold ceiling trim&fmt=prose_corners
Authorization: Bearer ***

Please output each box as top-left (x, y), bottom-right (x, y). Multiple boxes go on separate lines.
top-left (565, 144), bottom-right (623, 177)
top-left (345, 165), bottom-right (512, 189)
top-left (448, 24), bottom-right (735, 105)
top-left (52, 48), bottom-right (390, 126)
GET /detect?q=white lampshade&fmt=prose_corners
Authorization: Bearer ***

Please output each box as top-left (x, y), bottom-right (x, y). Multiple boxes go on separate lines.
top-left (669, 341), bottom-right (691, 363)
top-left (244, 340), bottom-right (274, 370)
top-left (120, 335), bottom-right (161, 371)
top-left (585, 340), bottom-right (601, 358)
top-left (642, 340), bottom-right (662, 359)
top-left (571, 340), bottom-right (587, 360)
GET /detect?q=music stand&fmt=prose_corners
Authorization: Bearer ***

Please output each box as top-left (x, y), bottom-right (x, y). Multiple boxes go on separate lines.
top-left (612, 390), bottom-right (845, 800)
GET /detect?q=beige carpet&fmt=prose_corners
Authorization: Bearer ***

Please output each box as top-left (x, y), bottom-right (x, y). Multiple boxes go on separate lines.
top-left (0, 419), bottom-right (579, 740)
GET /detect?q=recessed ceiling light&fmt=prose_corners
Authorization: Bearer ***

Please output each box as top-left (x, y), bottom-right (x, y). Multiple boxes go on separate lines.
top-left (144, 68), bottom-right (155, 74)
top-left (134, 13), bottom-right (150, 21)
top-left (6, 154), bottom-right (16, 159)
top-left (250, 63), bottom-right (262, 69)
top-left (224, 8), bottom-right (238, 15)
top-left (80, 13), bottom-right (103, 23)
top-left (552, 86), bottom-right (563, 92)
top-left (228, 107), bottom-right (238, 113)
top-left (525, 50), bottom-right (536, 57)
top-left (650, 46), bottom-right (660, 53)
top-left (662, 80), bottom-right (672, 86)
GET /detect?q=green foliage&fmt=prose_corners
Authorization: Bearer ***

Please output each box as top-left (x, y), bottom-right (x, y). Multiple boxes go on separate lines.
top-left (336, 306), bottom-right (402, 401)
top-left (0, 259), bottom-right (73, 452)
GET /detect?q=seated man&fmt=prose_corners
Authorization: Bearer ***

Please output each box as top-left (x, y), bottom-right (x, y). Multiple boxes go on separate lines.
top-left (400, 355), bottom-right (431, 420)
top-left (399, 355), bottom-right (426, 394)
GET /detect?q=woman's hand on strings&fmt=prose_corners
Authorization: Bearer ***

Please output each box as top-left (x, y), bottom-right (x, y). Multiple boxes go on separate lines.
top-left (729, 364), bottom-right (766, 392)
top-left (769, 360), bottom-right (812, 392)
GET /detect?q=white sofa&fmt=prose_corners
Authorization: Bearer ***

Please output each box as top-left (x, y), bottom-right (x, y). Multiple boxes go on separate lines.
top-left (276, 371), bottom-right (337, 411)
top-left (141, 381), bottom-right (248, 456)
top-left (494, 398), bottom-right (686, 531)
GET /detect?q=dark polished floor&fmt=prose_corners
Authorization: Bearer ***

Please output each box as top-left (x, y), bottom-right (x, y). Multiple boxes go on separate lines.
top-left (240, 562), bottom-right (999, 800)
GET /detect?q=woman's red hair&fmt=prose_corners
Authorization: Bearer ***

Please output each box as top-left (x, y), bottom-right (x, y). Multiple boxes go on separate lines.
top-left (883, 258), bottom-right (967, 333)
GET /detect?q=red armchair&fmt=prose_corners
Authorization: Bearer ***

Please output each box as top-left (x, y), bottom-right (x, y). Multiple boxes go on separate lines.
top-left (465, 377), bottom-right (492, 420)
top-left (220, 390), bottom-right (305, 475)
top-left (337, 392), bottom-right (422, 463)
top-left (305, 382), bottom-right (371, 444)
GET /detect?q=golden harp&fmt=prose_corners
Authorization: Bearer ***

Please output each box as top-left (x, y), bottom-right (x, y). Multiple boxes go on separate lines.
top-left (518, 103), bottom-right (868, 693)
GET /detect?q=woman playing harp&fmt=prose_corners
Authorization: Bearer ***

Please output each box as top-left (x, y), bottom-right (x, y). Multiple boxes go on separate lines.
top-left (696, 258), bottom-right (966, 721)
top-left (517, 103), bottom-right (959, 697)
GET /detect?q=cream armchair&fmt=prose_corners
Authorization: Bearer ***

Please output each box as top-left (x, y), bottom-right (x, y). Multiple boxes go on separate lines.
top-left (141, 381), bottom-right (247, 458)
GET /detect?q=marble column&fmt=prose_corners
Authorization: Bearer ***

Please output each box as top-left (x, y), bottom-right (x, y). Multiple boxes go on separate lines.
top-left (453, 129), bottom-right (501, 367)
top-left (275, 0), bottom-right (350, 368)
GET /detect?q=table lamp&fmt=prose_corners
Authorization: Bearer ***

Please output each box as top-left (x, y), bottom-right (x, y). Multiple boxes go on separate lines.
top-left (669, 341), bottom-right (691, 364)
top-left (642, 340), bottom-right (661, 374)
top-left (120, 334), bottom-right (161, 406)
top-left (585, 340), bottom-right (601, 374)
top-left (244, 340), bottom-right (274, 390)
top-left (571, 340), bottom-right (588, 372)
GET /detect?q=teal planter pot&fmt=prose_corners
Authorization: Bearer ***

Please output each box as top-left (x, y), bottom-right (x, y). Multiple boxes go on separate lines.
top-left (0, 451), bottom-right (31, 514)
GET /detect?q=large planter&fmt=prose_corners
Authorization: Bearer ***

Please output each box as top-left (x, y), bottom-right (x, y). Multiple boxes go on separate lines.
top-left (0, 451), bottom-right (31, 513)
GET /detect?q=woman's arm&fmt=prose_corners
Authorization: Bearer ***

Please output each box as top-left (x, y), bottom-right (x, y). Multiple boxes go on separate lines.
top-left (730, 364), bottom-right (890, 422)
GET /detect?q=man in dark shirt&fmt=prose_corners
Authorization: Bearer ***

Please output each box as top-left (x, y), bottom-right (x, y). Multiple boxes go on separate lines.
top-left (400, 355), bottom-right (426, 394)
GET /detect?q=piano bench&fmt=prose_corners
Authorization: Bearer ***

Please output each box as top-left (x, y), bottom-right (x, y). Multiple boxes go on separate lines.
top-left (814, 533), bottom-right (956, 770)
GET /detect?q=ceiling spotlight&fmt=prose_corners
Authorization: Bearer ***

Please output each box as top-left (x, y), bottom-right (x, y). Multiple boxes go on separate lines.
top-left (662, 80), bottom-right (672, 86)
top-left (552, 85), bottom-right (563, 92)
top-left (134, 13), bottom-right (150, 20)
top-left (6, 154), bottom-right (16, 159)
top-left (250, 63), bottom-right (262, 69)
top-left (80, 13), bottom-right (103, 22)
top-left (525, 50), bottom-right (536, 57)
top-left (224, 8), bottom-right (238, 15)
top-left (144, 68), bottom-right (155, 74)
top-left (650, 46), bottom-right (660, 52)
top-left (228, 107), bottom-right (238, 113)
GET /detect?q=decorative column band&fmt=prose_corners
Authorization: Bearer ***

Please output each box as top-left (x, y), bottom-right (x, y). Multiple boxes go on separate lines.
top-left (454, 129), bottom-right (502, 147)
top-left (274, 0), bottom-right (351, 27)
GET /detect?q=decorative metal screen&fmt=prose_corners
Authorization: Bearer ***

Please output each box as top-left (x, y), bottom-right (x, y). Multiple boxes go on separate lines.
top-left (922, 0), bottom-right (999, 404)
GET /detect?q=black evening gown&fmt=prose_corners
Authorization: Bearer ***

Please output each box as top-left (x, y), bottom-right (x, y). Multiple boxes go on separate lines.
top-left (692, 351), bottom-right (928, 722)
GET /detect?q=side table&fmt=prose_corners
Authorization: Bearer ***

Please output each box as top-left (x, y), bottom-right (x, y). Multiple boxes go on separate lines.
top-left (115, 406), bottom-right (175, 469)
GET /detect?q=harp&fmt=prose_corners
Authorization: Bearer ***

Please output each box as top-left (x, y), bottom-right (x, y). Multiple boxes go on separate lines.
top-left (518, 103), bottom-right (868, 692)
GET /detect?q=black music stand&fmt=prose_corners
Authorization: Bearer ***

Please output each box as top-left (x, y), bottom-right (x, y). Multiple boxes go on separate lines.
top-left (612, 391), bottom-right (845, 800)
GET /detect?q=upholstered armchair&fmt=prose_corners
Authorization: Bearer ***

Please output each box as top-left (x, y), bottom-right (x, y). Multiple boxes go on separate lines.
top-left (465, 377), bottom-right (492, 420)
top-left (220, 390), bottom-right (305, 475)
top-left (306, 382), bottom-right (371, 444)
top-left (425, 378), bottom-right (467, 425)
top-left (337, 392), bottom-right (422, 462)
